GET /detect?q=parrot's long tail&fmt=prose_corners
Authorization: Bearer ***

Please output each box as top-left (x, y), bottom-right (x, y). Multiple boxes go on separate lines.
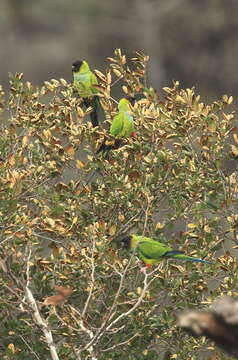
top-left (84, 97), bottom-right (99, 127)
top-left (165, 251), bottom-right (211, 264)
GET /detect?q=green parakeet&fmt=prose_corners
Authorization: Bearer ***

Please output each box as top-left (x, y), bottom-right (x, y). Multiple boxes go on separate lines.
top-left (72, 60), bottom-right (99, 127)
top-left (121, 234), bottom-right (211, 266)
top-left (96, 97), bottom-right (135, 155)
top-left (85, 97), bottom-right (135, 184)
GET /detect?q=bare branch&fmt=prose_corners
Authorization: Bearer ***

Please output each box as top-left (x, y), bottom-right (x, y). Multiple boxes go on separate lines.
top-left (82, 227), bottom-right (97, 318)
top-left (24, 249), bottom-right (60, 360)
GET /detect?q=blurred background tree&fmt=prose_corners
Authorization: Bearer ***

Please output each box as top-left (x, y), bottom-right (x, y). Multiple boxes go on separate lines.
top-left (2, 0), bottom-right (238, 100)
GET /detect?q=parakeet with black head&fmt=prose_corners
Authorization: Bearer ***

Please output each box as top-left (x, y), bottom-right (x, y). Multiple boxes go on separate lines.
top-left (85, 97), bottom-right (135, 184)
top-left (121, 234), bottom-right (211, 266)
top-left (96, 97), bottom-right (135, 156)
top-left (72, 60), bottom-right (99, 127)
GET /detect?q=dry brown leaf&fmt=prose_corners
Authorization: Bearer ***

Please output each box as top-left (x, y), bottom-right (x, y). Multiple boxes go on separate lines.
top-left (54, 285), bottom-right (74, 297)
top-left (43, 294), bottom-right (65, 306)
top-left (65, 145), bottom-right (75, 156)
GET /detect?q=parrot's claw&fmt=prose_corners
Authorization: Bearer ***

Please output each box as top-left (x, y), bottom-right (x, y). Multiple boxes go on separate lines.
top-left (140, 264), bottom-right (151, 273)
top-left (140, 266), bottom-right (147, 274)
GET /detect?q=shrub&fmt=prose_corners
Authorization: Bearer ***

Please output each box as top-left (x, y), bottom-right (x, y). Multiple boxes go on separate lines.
top-left (0, 49), bottom-right (237, 360)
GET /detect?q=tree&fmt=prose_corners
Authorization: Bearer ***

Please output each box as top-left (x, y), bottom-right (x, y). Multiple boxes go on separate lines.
top-left (0, 50), bottom-right (237, 359)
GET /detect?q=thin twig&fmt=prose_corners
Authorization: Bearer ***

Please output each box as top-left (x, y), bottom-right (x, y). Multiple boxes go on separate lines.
top-left (82, 228), bottom-right (96, 317)
top-left (19, 334), bottom-right (41, 360)
top-left (0, 226), bottom-right (25, 246)
top-left (101, 333), bottom-right (139, 352)
top-left (24, 249), bottom-right (60, 360)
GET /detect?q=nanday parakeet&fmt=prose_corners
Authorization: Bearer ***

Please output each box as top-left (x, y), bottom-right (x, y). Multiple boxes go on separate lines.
top-left (96, 97), bottom-right (135, 156)
top-left (85, 98), bottom-right (135, 184)
top-left (121, 234), bottom-right (211, 266)
top-left (72, 60), bottom-right (99, 127)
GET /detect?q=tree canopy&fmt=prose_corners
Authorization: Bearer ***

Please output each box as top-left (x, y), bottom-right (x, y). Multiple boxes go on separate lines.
top-left (0, 50), bottom-right (237, 360)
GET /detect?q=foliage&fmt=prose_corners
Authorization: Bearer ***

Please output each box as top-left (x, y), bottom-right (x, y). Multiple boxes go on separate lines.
top-left (0, 49), bottom-right (237, 360)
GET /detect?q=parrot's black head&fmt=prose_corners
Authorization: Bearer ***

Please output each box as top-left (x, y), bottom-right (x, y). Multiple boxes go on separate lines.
top-left (121, 235), bottom-right (132, 249)
top-left (125, 96), bottom-right (136, 106)
top-left (72, 60), bottom-right (83, 72)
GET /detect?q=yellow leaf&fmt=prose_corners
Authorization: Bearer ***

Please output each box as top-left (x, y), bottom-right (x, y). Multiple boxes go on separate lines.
top-left (112, 68), bottom-right (122, 78)
top-left (234, 134), bottom-right (238, 145)
top-left (170, 264), bottom-right (185, 273)
top-left (60, 78), bottom-right (68, 86)
top-left (118, 214), bottom-right (125, 222)
top-left (81, 248), bottom-right (87, 256)
top-left (175, 95), bottom-right (186, 103)
top-left (55, 225), bottom-right (67, 234)
top-left (77, 106), bottom-right (85, 118)
top-left (204, 225), bottom-right (211, 233)
top-left (106, 71), bottom-right (112, 84)
top-left (8, 344), bottom-right (15, 353)
top-left (155, 222), bottom-right (165, 230)
top-left (163, 87), bottom-right (172, 93)
top-left (122, 85), bottom-right (128, 94)
top-left (94, 70), bottom-right (106, 82)
top-left (22, 135), bottom-right (29, 147)
top-left (137, 287), bottom-right (142, 295)
top-left (76, 160), bottom-right (85, 169)
top-left (45, 218), bottom-right (55, 228)
top-left (43, 129), bottom-right (52, 139)
top-left (8, 154), bottom-right (15, 166)
top-left (187, 223), bottom-right (196, 229)
top-left (72, 216), bottom-right (78, 225)
top-left (109, 225), bottom-right (117, 236)
top-left (231, 145), bottom-right (238, 157)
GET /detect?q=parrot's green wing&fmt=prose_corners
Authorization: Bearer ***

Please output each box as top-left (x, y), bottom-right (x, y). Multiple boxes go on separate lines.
top-left (110, 112), bottom-right (134, 138)
top-left (90, 73), bottom-right (98, 94)
top-left (110, 113), bottom-right (124, 137)
top-left (122, 112), bottom-right (134, 137)
top-left (137, 240), bottom-right (171, 260)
